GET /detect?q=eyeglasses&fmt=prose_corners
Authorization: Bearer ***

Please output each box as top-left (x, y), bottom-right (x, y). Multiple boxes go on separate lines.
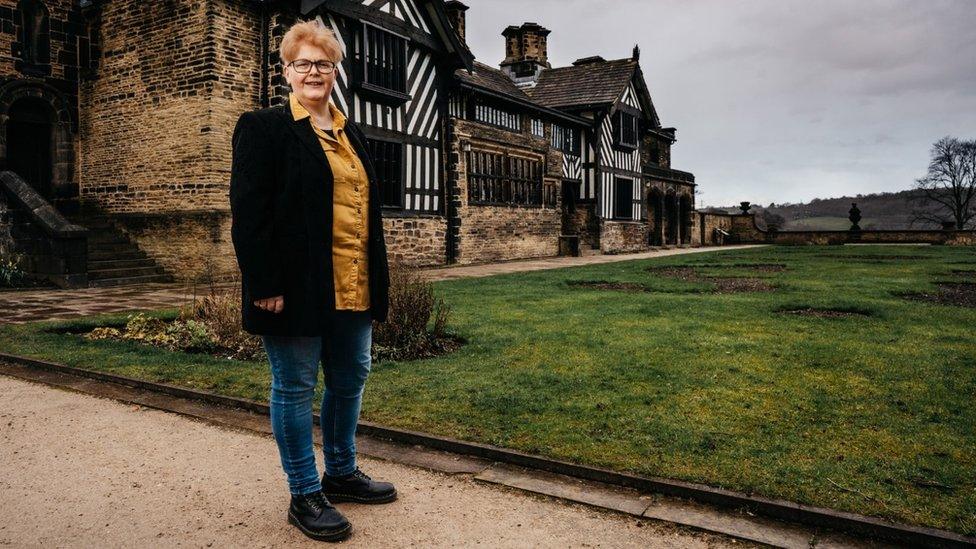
top-left (288, 59), bottom-right (337, 75)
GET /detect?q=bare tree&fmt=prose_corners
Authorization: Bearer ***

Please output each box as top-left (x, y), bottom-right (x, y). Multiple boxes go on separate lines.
top-left (912, 136), bottom-right (976, 229)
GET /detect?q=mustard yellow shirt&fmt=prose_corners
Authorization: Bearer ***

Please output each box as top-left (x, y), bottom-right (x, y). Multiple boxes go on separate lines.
top-left (289, 93), bottom-right (370, 311)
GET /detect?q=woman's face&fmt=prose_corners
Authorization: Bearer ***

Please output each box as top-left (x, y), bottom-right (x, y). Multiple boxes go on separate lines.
top-left (284, 42), bottom-right (336, 106)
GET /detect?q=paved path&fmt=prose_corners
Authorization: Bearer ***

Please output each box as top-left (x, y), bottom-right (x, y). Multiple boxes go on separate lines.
top-left (420, 245), bottom-right (765, 281)
top-left (0, 245), bottom-right (765, 324)
top-left (0, 374), bottom-right (741, 548)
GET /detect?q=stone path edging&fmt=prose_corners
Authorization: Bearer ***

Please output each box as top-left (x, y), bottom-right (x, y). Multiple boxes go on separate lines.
top-left (0, 352), bottom-right (970, 548)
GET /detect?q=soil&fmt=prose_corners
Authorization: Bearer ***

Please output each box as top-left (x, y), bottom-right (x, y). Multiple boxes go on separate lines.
top-left (815, 254), bottom-right (930, 261)
top-left (567, 281), bottom-right (657, 293)
top-left (646, 266), bottom-right (777, 293)
top-left (779, 308), bottom-right (870, 319)
top-left (898, 282), bottom-right (976, 308)
top-left (687, 263), bottom-right (787, 273)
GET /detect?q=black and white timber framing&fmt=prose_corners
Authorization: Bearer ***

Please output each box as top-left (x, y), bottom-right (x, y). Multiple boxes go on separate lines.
top-left (297, 0), bottom-right (473, 215)
top-left (287, 3), bottom-right (695, 249)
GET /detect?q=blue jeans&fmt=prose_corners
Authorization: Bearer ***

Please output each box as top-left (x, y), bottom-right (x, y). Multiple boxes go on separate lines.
top-left (262, 310), bottom-right (373, 495)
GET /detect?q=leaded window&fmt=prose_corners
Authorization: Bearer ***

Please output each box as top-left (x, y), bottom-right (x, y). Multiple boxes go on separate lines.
top-left (530, 118), bottom-right (545, 137)
top-left (467, 150), bottom-right (544, 207)
top-left (357, 23), bottom-right (408, 103)
top-left (550, 125), bottom-right (580, 155)
top-left (614, 177), bottom-right (633, 219)
top-left (613, 111), bottom-right (638, 149)
top-left (473, 103), bottom-right (521, 132)
top-left (366, 138), bottom-right (404, 209)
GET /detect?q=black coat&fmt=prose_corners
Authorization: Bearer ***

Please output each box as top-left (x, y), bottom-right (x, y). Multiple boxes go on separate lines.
top-left (229, 103), bottom-right (390, 336)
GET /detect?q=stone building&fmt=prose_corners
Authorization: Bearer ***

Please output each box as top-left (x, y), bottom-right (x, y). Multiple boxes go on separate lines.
top-left (0, 0), bottom-right (698, 286)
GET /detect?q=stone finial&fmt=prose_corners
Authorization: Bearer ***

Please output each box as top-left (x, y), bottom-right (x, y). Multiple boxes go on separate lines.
top-left (848, 202), bottom-right (862, 231)
top-left (739, 201), bottom-right (751, 214)
top-left (632, 44), bottom-right (640, 61)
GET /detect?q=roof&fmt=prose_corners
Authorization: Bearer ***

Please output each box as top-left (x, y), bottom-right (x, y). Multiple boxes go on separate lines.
top-left (455, 61), bottom-right (532, 103)
top-left (528, 58), bottom-right (638, 109)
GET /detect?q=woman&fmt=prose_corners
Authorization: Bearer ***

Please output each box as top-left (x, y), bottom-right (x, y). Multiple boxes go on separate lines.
top-left (229, 20), bottom-right (394, 543)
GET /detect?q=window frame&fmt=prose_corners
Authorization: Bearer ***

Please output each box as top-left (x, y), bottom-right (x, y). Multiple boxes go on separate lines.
top-left (530, 118), bottom-right (545, 138)
top-left (612, 110), bottom-right (639, 150)
top-left (613, 177), bottom-right (634, 220)
top-left (550, 124), bottom-right (581, 156)
top-left (365, 137), bottom-right (405, 210)
top-left (467, 149), bottom-right (545, 207)
top-left (471, 99), bottom-right (522, 132)
top-left (355, 21), bottom-right (410, 105)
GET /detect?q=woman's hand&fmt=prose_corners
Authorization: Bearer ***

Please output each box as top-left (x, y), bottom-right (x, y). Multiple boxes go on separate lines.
top-left (254, 295), bottom-right (284, 313)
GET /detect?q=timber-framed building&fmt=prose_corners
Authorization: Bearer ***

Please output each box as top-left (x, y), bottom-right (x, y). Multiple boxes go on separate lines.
top-left (0, 0), bottom-right (699, 286)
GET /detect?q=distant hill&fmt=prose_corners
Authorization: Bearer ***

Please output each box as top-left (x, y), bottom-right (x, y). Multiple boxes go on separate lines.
top-left (714, 189), bottom-right (945, 230)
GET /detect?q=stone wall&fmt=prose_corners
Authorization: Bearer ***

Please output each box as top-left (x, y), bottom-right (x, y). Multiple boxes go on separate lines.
top-left (448, 117), bottom-right (562, 264)
top-left (112, 211), bottom-right (236, 283)
top-left (0, 0), bottom-right (87, 83)
top-left (728, 212), bottom-right (976, 246)
top-left (78, 0), bottom-right (263, 214)
top-left (383, 215), bottom-right (447, 267)
top-left (600, 220), bottom-right (647, 253)
top-left (699, 211), bottom-right (734, 245)
top-left (566, 201), bottom-right (600, 250)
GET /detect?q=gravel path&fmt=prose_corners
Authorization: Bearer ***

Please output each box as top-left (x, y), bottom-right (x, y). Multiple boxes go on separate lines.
top-left (0, 375), bottom-right (740, 548)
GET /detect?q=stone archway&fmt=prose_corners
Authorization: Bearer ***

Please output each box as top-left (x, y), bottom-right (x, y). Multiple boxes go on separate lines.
top-left (679, 193), bottom-right (693, 245)
top-left (665, 190), bottom-right (678, 245)
top-left (647, 187), bottom-right (663, 246)
top-left (7, 96), bottom-right (54, 199)
top-left (0, 80), bottom-right (75, 210)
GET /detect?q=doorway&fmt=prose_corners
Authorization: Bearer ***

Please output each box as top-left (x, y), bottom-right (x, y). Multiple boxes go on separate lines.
top-left (7, 96), bottom-right (54, 199)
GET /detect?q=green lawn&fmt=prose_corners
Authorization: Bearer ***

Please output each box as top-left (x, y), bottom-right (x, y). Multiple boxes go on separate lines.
top-left (1, 245), bottom-right (974, 535)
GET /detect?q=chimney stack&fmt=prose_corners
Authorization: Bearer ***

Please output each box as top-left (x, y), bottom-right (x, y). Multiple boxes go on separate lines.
top-left (444, 1), bottom-right (468, 42)
top-left (499, 22), bottom-right (550, 89)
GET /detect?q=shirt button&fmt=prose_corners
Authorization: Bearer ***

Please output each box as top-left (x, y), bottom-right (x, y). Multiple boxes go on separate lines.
top-left (354, 186), bottom-right (359, 192)
top-left (353, 259), bottom-right (358, 264)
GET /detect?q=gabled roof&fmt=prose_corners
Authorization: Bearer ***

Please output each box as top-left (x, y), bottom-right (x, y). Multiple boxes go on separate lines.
top-left (528, 58), bottom-right (638, 109)
top-left (300, 0), bottom-right (474, 71)
top-left (456, 61), bottom-right (532, 103)
top-left (454, 62), bottom-right (589, 127)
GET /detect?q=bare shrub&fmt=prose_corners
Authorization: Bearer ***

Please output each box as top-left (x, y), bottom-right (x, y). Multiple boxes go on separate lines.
top-left (179, 281), bottom-right (264, 360)
top-left (373, 260), bottom-right (457, 361)
top-left (85, 261), bottom-right (460, 362)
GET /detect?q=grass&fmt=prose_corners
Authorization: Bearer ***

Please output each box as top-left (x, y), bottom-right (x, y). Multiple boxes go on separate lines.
top-left (1, 244), bottom-right (975, 535)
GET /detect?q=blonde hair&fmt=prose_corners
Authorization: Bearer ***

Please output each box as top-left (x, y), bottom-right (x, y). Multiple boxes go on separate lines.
top-left (279, 20), bottom-right (344, 65)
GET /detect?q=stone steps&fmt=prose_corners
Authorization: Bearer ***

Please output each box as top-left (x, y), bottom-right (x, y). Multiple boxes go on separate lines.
top-left (88, 265), bottom-right (169, 282)
top-left (87, 258), bottom-right (157, 270)
top-left (86, 273), bottom-right (174, 287)
top-left (70, 216), bottom-right (173, 287)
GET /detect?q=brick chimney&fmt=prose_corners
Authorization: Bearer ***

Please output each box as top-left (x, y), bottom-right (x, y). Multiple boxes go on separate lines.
top-left (500, 22), bottom-right (550, 89)
top-left (444, 1), bottom-right (468, 42)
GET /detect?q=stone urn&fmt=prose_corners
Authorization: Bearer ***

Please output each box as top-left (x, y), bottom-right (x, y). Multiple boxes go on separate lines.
top-left (848, 202), bottom-right (862, 231)
top-left (739, 201), bottom-right (751, 214)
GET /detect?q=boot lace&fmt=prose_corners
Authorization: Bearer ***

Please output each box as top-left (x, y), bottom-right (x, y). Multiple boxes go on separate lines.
top-left (304, 491), bottom-right (332, 513)
top-left (351, 468), bottom-right (372, 482)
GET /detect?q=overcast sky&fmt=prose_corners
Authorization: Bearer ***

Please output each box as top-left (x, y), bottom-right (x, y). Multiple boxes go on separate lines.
top-left (459, 0), bottom-right (976, 208)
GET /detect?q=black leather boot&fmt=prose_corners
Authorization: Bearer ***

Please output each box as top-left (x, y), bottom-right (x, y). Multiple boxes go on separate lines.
top-left (322, 467), bottom-right (397, 504)
top-left (288, 490), bottom-right (352, 542)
